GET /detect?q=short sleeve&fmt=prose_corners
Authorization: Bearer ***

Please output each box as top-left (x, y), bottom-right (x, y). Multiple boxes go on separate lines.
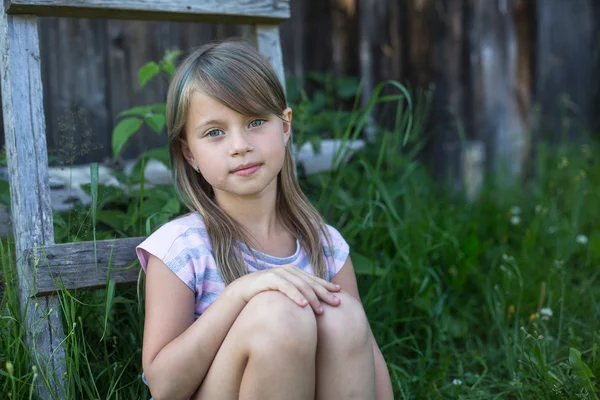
top-left (324, 224), bottom-right (350, 280)
top-left (136, 219), bottom-right (210, 293)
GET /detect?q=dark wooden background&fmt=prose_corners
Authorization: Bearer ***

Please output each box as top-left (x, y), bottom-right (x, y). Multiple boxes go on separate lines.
top-left (0, 0), bottom-right (598, 181)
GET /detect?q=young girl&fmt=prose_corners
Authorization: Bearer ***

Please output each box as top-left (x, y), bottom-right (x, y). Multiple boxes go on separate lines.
top-left (136, 39), bottom-right (393, 400)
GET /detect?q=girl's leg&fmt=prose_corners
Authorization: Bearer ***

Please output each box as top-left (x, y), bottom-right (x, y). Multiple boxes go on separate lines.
top-left (315, 291), bottom-right (376, 400)
top-left (192, 291), bottom-right (317, 400)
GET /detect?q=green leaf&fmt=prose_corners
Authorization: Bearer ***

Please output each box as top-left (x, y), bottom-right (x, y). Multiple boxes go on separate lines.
top-left (100, 279), bottom-right (116, 342)
top-left (161, 197), bottom-right (181, 215)
top-left (160, 49), bottom-right (183, 78)
top-left (144, 113), bottom-right (166, 134)
top-left (97, 210), bottom-right (128, 233)
top-left (90, 163), bottom-right (99, 264)
top-left (0, 179), bottom-right (10, 205)
top-left (117, 105), bottom-right (151, 119)
top-left (163, 49), bottom-right (183, 67)
top-left (308, 71), bottom-right (329, 85)
top-left (160, 63), bottom-right (176, 78)
top-left (569, 348), bottom-right (597, 398)
top-left (151, 103), bottom-right (167, 115)
top-left (139, 147), bottom-right (170, 168)
top-left (335, 76), bottom-right (360, 100)
top-left (138, 61), bottom-right (160, 88)
top-left (112, 117), bottom-right (143, 158)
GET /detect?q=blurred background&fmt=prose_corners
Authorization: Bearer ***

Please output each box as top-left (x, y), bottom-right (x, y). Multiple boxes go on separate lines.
top-left (1, 0), bottom-right (598, 186)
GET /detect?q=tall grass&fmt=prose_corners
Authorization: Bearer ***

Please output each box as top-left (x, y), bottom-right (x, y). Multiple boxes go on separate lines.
top-left (1, 81), bottom-right (599, 399)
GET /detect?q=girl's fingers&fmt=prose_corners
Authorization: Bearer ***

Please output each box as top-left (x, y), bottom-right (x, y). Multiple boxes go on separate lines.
top-left (276, 278), bottom-right (309, 307)
top-left (284, 274), bottom-right (324, 315)
top-left (308, 282), bottom-right (341, 307)
top-left (285, 265), bottom-right (341, 294)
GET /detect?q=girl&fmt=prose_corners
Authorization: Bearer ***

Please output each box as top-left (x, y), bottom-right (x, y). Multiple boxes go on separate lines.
top-left (136, 39), bottom-right (393, 400)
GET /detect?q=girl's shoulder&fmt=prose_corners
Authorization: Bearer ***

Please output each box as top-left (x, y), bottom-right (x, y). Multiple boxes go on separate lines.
top-left (136, 212), bottom-right (212, 273)
top-left (320, 223), bottom-right (350, 280)
top-left (322, 223), bottom-right (346, 246)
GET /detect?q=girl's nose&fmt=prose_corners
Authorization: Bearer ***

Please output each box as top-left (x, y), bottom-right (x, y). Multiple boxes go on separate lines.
top-left (229, 129), bottom-right (254, 155)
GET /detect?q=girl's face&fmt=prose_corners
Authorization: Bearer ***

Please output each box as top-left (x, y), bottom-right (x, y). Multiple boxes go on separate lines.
top-left (183, 90), bottom-right (292, 201)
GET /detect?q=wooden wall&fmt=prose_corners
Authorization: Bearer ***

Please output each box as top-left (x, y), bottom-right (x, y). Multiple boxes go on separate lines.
top-left (0, 0), bottom-right (598, 182)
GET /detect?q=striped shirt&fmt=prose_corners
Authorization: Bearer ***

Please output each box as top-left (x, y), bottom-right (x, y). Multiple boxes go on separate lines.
top-left (136, 212), bottom-right (350, 318)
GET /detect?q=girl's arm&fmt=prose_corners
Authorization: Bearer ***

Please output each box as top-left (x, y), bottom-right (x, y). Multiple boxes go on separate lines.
top-left (142, 254), bottom-right (247, 400)
top-left (331, 257), bottom-right (394, 400)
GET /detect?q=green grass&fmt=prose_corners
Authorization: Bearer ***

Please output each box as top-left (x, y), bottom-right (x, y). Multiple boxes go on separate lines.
top-left (1, 82), bottom-right (599, 399)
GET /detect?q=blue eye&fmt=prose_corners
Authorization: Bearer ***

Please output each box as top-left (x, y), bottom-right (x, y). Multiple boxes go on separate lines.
top-left (249, 119), bottom-right (266, 128)
top-left (206, 129), bottom-right (223, 138)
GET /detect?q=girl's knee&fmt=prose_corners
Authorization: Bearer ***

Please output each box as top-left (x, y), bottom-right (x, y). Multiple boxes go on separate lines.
top-left (243, 291), bottom-right (317, 355)
top-left (318, 291), bottom-right (371, 349)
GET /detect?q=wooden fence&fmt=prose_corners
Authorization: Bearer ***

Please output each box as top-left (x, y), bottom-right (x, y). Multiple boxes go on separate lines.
top-left (0, 0), bottom-right (598, 182)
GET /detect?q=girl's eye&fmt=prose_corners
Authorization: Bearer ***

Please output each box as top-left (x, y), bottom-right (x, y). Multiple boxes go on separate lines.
top-left (249, 119), bottom-right (266, 128)
top-left (206, 129), bottom-right (223, 138)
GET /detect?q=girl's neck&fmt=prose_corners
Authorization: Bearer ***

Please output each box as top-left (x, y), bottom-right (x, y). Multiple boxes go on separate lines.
top-left (215, 189), bottom-right (284, 243)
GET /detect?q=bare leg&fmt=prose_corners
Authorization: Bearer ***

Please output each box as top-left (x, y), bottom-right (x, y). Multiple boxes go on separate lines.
top-left (315, 291), bottom-right (376, 400)
top-left (192, 291), bottom-right (317, 400)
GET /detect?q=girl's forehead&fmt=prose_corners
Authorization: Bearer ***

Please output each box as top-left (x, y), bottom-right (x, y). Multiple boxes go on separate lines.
top-left (188, 91), bottom-right (247, 123)
top-left (188, 89), bottom-right (269, 121)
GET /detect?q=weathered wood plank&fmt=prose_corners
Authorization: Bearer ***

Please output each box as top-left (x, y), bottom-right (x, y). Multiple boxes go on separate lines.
top-left (279, 0), bottom-right (305, 81)
top-left (39, 17), bottom-right (110, 165)
top-left (253, 25), bottom-right (286, 89)
top-left (27, 237), bottom-right (145, 296)
top-left (536, 0), bottom-right (595, 142)
top-left (469, 0), bottom-right (525, 182)
top-left (6, 0), bottom-right (291, 23)
top-left (0, 8), bottom-right (66, 399)
top-left (431, 0), bottom-right (468, 187)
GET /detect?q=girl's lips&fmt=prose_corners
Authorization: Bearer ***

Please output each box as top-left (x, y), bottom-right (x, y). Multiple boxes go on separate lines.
top-left (232, 164), bottom-right (261, 177)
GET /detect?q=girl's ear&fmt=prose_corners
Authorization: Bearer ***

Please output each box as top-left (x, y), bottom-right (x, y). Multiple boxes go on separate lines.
top-left (282, 107), bottom-right (293, 144)
top-left (180, 138), bottom-right (196, 166)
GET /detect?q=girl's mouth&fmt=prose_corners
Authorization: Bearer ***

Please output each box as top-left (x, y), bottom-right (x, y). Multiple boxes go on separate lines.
top-left (231, 163), bottom-right (261, 176)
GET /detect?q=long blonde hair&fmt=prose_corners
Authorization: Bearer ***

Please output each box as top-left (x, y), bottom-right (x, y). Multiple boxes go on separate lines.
top-left (166, 39), bottom-right (332, 284)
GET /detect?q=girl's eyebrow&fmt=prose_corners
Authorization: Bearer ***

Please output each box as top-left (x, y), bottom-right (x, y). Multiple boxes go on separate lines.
top-left (195, 119), bottom-right (225, 131)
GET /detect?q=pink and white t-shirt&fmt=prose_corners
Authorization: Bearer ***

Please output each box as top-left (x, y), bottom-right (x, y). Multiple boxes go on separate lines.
top-left (136, 212), bottom-right (350, 318)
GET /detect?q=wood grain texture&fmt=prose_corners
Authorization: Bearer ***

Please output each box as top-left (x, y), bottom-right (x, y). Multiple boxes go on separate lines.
top-left (254, 25), bottom-right (286, 90)
top-left (39, 17), bottom-right (110, 165)
top-left (469, 0), bottom-right (525, 182)
top-left (6, 0), bottom-right (291, 23)
top-left (536, 0), bottom-right (595, 141)
top-left (27, 237), bottom-right (145, 296)
top-left (0, 8), bottom-right (66, 399)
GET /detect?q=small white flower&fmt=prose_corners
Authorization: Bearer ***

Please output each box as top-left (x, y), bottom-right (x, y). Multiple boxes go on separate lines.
top-left (558, 157), bottom-right (569, 169)
top-left (510, 206), bottom-right (522, 215)
top-left (540, 308), bottom-right (553, 317)
top-left (502, 254), bottom-right (514, 262)
top-left (452, 378), bottom-right (462, 386)
top-left (510, 215), bottom-right (521, 226)
top-left (576, 235), bottom-right (588, 245)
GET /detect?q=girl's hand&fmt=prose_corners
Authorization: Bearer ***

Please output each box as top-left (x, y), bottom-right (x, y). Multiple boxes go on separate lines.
top-left (229, 264), bottom-right (342, 315)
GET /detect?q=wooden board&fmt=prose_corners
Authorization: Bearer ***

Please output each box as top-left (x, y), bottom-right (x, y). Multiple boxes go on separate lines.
top-left (0, 7), bottom-right (66, 398)
top-left (254, 25), bottom-right (286, 89)
top-left (6, 0), bottom-right (290, 24)
top-left (27, 237), bottom-right (145, 296)
top-left (536, 0), bottom-right (595, 141)
top-left (39, 17), bottom-right (111, 165)
top-left (469, 0), bottom-right (525, 182)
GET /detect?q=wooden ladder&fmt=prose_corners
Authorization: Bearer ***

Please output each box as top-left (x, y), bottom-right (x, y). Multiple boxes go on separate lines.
top-left (0, 1), bottom-right (290, 398)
